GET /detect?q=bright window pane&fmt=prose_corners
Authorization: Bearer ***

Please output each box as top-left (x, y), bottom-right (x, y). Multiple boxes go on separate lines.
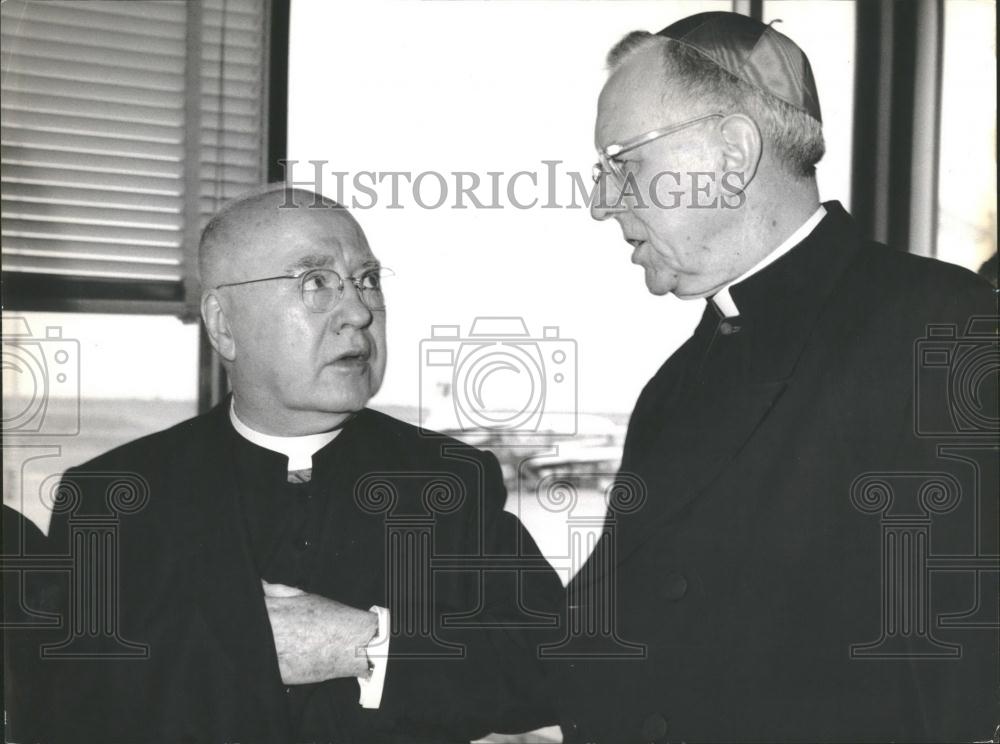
top-left (763, 1), bottom-right (856, 208)
top-left (937, 0), bottom-right (997, 272)
top-left (2, 312), bottom-right (198, 531)
top-left (288, 0), bottom-right (730, 571)
top-left (289, 0), bottom-right (729, 417)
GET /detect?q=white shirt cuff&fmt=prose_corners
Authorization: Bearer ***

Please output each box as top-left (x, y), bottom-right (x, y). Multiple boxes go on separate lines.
top-left (357, 605), bottom-right (390, 709)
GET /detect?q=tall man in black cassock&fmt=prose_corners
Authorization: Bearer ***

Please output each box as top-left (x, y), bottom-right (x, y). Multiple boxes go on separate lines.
top-left (554, 12), bottom-right (998, 743)
top-left (42, 186), bottom-right (560, 742)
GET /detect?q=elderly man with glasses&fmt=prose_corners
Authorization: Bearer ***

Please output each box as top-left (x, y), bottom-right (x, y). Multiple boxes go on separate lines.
top-left (42, 185), bottom-right (561, 743)
top-left (553, 11), bottom-right (998, 744)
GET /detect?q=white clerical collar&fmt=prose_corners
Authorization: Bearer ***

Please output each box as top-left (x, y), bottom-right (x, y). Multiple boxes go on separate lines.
top-left (712, 205), bottom-right (827, 318)
top-left (229, 401), bottom-right (340, 472)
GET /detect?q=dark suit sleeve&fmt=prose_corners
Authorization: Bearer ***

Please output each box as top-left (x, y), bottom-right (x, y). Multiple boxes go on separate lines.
top-left (36, 467), bottom-right (117, 742)
top-left (900, 282), bottom-right (999, 741)
top-left (40, 464), bottom-right (184, 744)
top-left (3, 505), bottom-right (64, 742)
top-left (375, 450), bottom-right (565, 738)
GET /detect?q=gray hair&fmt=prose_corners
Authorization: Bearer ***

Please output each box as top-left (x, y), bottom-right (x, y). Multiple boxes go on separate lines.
top-left (607, 31), bottom-right (825, 179)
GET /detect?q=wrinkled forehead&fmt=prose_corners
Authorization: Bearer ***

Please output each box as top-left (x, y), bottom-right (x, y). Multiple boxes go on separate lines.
top-left (229, 197), bottom-right (375, 271)
top-left (595, 45), bottom-right (678, 149)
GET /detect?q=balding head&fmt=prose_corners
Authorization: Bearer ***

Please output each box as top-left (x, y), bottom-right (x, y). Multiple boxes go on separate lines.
top-left (198, 185), bottom-right (364, 291)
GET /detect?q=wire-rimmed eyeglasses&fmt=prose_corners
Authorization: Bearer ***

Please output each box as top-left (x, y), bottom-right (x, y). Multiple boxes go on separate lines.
top-left (214, 267), bottom-right (394, 312)
top-left (591, 113), bottom-right (724, 184)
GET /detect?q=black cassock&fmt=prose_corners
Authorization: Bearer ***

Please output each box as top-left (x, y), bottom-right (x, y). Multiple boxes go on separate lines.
top-left (40, 405), bottom-right (561, 743)
top-left (553, 202), bottom-right (999, 743)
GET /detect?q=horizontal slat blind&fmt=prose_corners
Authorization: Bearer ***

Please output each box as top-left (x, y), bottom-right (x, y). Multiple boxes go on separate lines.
top-left (1, 0), bottom-right (266, 309)
top-left (199, 0), bottom-right (266, 235)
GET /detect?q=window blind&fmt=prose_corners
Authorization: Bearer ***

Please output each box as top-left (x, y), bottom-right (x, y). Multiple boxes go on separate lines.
top-left (1, 0), bottom-right (267, 313)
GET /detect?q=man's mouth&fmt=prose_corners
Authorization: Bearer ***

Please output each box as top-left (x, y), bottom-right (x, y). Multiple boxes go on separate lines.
top-left (330, 349), bottom-right (371, 366)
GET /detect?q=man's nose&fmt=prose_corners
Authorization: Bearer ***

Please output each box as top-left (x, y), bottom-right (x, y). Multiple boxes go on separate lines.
top-left (590, 176), bottom-right (626, 221)
top-left (333, 281), bottom-right (374, 329)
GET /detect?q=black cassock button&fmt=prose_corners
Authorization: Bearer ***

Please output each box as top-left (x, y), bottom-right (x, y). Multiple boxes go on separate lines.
top-left (662, 570), bottom-right (688, 601)
top-left (295, 537), bottom-right (311, 551)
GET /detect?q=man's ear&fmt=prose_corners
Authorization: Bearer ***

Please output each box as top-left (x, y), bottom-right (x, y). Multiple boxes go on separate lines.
top-left (201, 291), bottom-right (236, 362)
top-left (717, 114), bottom-right (762, 192)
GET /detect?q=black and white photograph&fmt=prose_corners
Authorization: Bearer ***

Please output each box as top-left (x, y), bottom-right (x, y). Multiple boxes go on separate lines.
top-left (1, 1), bottom-right (997, 742)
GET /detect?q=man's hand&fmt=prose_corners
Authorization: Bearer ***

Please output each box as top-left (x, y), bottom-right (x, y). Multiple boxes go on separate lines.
top-left (262, 580), bottom-right (378, 685)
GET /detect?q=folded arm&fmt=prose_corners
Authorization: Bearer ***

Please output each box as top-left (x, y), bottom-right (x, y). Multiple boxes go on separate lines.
top-left (262, 580), bottom-right (377, 684)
